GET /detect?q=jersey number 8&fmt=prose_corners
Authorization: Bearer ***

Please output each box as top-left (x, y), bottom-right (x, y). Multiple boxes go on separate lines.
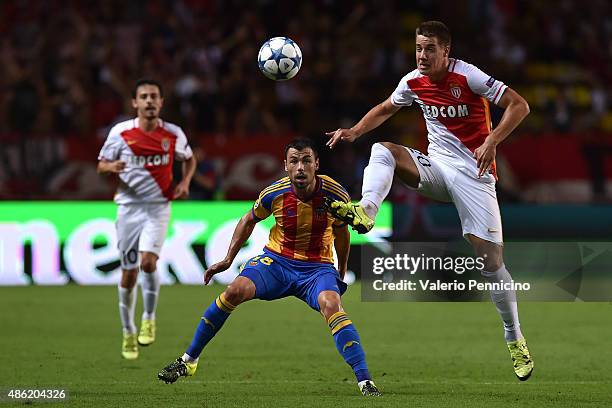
top-left (252, 255), bottom-right (274, 266)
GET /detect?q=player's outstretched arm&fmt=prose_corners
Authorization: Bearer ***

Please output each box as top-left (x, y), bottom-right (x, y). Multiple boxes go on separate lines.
top-left (174, 155), bottom-right (197, 199)
top-left (97, 159), bottom-right (125, 175)
top-left (326, 98), bottom-right (401, 149)
top-left (333, 224), bottom-right (351, 280)
top-left (204, 210), bottom-right (257, 284)
top-left (474, 88), bottom-right (530, 177)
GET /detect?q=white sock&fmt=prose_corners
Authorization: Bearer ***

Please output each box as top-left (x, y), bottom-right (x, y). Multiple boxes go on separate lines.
top-left (182, 353), bottom-right (198, 364)
top-left (118, 285), bottom-right (137, 334)
top-left (481, 264), bottom-right (523, 342)
top-left (359, 143), bottom-right (396, 219)
top-left (141, 270), bottom-right (160, 321)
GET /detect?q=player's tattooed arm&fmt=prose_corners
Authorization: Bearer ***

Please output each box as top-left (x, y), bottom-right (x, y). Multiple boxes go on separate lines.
top-left (204, 211), bottom-right (257, 284)
top-left (474, 87), bottom-right (530, 177)
top-left (96, 160), bottom-right (126, 175)
top-left (333, 224), bottom-right (351, 279)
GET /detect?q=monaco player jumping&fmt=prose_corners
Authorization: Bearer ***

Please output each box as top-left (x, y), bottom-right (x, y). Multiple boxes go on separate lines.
top-left (325, 21), bottom-right (534, 381)
top-left (97, 79), bottom-right (196, 359)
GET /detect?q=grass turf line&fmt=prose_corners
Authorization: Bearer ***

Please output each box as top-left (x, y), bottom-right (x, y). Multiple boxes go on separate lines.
top-left (0, 284), bottom-right (610, 407)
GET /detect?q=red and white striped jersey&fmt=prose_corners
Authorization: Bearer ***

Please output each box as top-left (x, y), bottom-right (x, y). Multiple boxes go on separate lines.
top-left (390, 58), bottom-right (507, 180)
top-left (98, 118), bottom-right (193, 204)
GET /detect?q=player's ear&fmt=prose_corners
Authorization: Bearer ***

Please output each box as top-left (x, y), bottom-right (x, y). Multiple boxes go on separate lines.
top-left (284, 160), bottom-right (288, 172)
top-left (315, 157), bottom-right (319, 171)
top-left (131, 99), bottom-right (138, 109)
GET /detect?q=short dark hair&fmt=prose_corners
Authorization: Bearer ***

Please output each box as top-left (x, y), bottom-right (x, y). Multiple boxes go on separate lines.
top-left (416, 21), bottom-right (451, 47)
top-left (285, 138), bottom-right (319, 159)
top-left (132, 78), bottom-right (164, 98)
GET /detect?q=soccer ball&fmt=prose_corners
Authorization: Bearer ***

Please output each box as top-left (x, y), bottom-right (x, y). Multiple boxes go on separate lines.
top-left (257, 37), bottom-right (302, 81)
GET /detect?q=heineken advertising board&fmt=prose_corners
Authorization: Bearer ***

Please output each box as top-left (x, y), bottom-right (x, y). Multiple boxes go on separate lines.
top-left (0, 202), bottom-right (391, 285)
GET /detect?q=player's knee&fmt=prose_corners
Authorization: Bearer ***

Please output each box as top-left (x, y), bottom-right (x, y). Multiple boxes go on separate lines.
top-left (318, 292), bottom-right (342, 319)
top-left (222, 285), bottom-right (240, 305)
top-left (121, 269), bottom-right (138, 289)
top-left (476, 247), bottom-right (503, 271)
top-left (377, 142), bottom-right (402, 160)
top-left (469, 234), bottom-right (504, 271)
top-left (482, 251), bottom-right (503, 272)
top-left (140, 258), bottom-right (157, 273)
top-left (321, 302), bottom-right (342, 319)
top-left (223, 282), bottom-right (251, 306)
top-left (482, 259), bottom-right (503, 273)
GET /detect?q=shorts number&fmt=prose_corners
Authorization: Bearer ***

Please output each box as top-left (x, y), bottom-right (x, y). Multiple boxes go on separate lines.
top-left (260, 256), bottom-right (273, 266)
top-left (250, 255), bottom-right (273, 266)
top-left (122, 249), bottom-right (138, 265)
top-left (409, 148), bottom-right (431, 167)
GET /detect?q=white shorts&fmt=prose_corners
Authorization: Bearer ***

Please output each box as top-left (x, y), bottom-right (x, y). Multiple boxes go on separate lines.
top-left (404, 147), bottom-right (503, 245)
top-left (116, 202), bottom-right (171, 269)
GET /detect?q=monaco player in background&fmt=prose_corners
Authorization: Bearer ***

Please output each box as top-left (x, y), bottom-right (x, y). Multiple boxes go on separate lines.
top-left (325, 21), bottom-right (534, 380)
top-left (97, 79), bottom-right (196, 359)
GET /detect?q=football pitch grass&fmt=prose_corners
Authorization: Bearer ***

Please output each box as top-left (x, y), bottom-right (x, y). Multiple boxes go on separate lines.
top-left (1, 284), bottom-right (611, 407)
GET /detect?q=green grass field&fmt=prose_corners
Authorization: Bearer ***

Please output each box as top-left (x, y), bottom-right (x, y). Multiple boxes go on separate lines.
top-left (1, 284), bottom-right (611, 407)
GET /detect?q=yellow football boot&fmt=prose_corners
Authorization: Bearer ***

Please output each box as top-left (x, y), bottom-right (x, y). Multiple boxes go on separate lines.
top-left (324, 198), bottom-right (374, 234)
top-left (122, 333), bottom-right (139, 360)
top-left (138, 319), bottom-right (156, 346)
top-left (158, 358), bottom-right (198, 383)
top-left (507, 338), bottom-right (534, 381)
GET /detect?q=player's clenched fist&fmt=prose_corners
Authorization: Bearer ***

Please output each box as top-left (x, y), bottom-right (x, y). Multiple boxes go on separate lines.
top-left (325, 128), bottom-right (359, 149)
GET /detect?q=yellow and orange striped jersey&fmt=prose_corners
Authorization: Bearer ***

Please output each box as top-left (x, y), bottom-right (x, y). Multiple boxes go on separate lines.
top-left (252, 175), bottom-right (351, 264)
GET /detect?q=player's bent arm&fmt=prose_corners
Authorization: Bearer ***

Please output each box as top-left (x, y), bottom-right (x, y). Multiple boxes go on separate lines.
top-left (204, 211), bottom-right (258, 283)
top-left (488, 87), bottom-right (530, 146)
top-left (96, 159), bottom-right (125, 175)
top-left (351, 98), bottom-right (402, 139)
top-left (173, 155), bottom-right (198, 199)
top-left (327, 98), bottom-right (401, 148)
top-left (180, 155), bottom-right (197, 185)
top-left (96, 161), bottom-right (109, 175)
top-left (222, 210), bottom-right (258, 264)
top-left (333, 224), bottom-right (351, 280)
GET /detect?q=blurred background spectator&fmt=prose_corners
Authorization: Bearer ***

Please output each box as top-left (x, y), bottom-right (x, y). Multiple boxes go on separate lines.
top-left (189, 145), bottom-right (221, 200)
top-left (0, 0), bottom-right (610, 205)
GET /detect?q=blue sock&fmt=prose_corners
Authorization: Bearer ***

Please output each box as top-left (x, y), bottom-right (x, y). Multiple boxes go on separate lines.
top-left (328, 311), bottom-right (371, 382)
top-left (185, 293), bottom-right (235, 359)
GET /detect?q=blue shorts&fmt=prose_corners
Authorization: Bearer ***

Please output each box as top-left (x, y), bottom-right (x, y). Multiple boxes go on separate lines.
top-left (238, 249), bottom-right (347, 311)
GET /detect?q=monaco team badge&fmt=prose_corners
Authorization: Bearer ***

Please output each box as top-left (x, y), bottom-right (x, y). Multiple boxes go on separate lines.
top-left (161, 138), bottom-right (170, 152)
top-left (450, 84), bottom-right (461, 99)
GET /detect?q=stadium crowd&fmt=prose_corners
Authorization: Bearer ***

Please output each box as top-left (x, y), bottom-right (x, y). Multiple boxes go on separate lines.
top-left (0, 0), bottom-right (610, 201)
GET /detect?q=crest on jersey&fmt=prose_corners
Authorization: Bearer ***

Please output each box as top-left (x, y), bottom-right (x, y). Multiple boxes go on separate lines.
top-left (450, 84), bottom-right (461, 99)
top-left (161, 138), bottom-right (170, 152)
